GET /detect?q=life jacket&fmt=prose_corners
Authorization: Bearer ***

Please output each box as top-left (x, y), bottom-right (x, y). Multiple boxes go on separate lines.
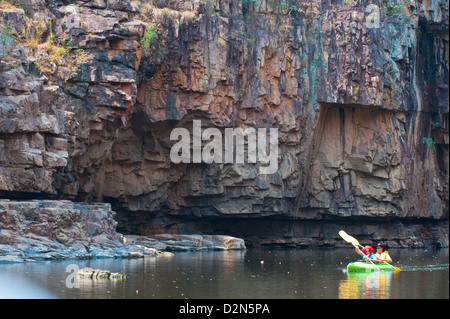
top-left (375, 251), bottom-right (390, 260)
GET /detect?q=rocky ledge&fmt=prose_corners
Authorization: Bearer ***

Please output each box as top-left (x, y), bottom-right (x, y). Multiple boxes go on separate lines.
top-left (124, 234), bottom-right (246, 252)
top-left (0, 199), bottom-right (246, 263)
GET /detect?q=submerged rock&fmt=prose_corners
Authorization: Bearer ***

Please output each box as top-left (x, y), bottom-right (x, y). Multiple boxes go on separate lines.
top-left (76, 267), bottom-right (125, 279)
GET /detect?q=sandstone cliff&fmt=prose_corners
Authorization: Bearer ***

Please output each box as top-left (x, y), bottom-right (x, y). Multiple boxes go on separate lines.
top-left (0, 0), bottom-right (448, 248)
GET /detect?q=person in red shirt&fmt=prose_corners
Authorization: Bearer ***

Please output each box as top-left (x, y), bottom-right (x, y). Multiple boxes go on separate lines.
top-left (356, 245), bottom-right (377, 262)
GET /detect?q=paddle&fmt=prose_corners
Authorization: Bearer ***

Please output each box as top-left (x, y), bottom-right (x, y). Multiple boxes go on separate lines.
top-left (338, 230), bottom-right (360, 248)
top-left (339, 230), bottom-right (381, 271)
top-left (373, 256), bottom-right (401, 272)
top-left (339, 230), bottom-right (401, 272)
top-left (377, 259), bottom-right (400, 271)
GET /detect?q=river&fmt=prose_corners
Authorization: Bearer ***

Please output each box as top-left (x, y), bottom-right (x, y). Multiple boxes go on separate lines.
top-left (0, 248), bottom-right (448, 299)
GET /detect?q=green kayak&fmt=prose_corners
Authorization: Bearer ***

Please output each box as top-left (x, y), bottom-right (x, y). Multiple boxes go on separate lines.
top-left (347, 261), bottom-right (394, 272)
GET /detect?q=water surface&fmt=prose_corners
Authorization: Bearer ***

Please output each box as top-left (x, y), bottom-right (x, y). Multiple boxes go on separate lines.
top-left (0, 248), bottom-right (448, 299)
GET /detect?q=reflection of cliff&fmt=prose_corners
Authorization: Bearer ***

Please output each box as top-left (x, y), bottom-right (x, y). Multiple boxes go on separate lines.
top-left (0, 1), bottom-right (448, 247)
top-left (339, 272), bottom-right (393, 299)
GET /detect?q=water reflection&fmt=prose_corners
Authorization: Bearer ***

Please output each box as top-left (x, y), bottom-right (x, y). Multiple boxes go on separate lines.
top-left (339, 271), bottom-right (394, 299)
top-left (65, 250), bottom-right (249, 299)
top-left (0, 248), bottom-right (448, 299)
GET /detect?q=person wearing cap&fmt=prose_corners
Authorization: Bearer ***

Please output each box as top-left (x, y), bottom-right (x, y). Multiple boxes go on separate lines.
top-left (375, 243), bottom-right (392, 263)
top-left (356, 245), bottom-right (377, 262)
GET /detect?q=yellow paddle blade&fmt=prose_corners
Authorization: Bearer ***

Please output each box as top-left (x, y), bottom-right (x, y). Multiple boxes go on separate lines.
top-left (378, 259), bottom-right (402, 272)
top-left (338, 230), bottom-right (360, 247)
top-left (389, 264), bottom-right (401, 272)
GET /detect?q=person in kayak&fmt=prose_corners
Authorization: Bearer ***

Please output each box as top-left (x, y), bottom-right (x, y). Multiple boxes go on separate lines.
top-left (375, 243), bottom-right (392, 263)
top-left (356, 245), bottom-right (377, 261)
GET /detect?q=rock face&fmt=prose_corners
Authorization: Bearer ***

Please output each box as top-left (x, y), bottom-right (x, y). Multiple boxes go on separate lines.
top-left (0, 199), bottom-right (133, 262)
top-left (0, 0), bottom-right (448, 248)
top-left (0, 199), bottom-right (245, 262)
